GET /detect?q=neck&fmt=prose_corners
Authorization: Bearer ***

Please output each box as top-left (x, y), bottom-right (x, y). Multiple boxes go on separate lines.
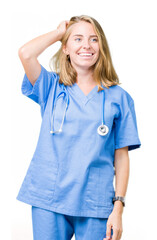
top-left (75, 67), bottom-right (96, 86)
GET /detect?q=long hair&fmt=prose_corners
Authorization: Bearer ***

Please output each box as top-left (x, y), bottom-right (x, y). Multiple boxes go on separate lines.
top-left (49, 15), bottom-right (120, 91)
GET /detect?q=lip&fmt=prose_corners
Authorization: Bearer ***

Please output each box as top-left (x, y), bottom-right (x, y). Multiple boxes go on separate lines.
top-left (78, 52), bottom-right (94, 55)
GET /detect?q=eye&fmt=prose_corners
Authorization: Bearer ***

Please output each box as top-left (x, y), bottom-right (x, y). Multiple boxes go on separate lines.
top-left (91, 38), bottom-right (98, 42)
top-left (75, 38), bottom-right (82, 42)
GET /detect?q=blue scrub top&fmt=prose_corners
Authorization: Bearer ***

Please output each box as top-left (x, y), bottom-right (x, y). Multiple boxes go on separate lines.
top-left (17, 64), bottom-right (141, 218)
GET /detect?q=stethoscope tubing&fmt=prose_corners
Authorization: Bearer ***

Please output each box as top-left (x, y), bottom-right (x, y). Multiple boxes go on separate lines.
top-left (50, 87), bottom-right (69, 134)
top-left (97, 88), bottom-right (109, 136)
top-left (50, 84), bottom-right (109, 136)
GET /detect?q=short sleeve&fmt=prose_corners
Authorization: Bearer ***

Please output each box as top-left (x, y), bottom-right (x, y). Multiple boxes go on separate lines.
top-left (114, 96), bottom-right (141, 151)
top-left (21, 64), bottom-right (58, 117)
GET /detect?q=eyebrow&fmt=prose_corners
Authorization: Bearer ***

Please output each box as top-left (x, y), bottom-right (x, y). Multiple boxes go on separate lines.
top-left (72, 34), bottom-right (98, 38)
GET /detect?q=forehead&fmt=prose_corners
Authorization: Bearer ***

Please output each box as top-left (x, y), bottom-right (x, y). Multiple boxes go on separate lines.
top-left (69, 21), bottom-right (97, 36)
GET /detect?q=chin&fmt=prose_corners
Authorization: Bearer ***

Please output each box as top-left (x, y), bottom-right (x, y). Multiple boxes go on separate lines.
top-left (73, 61), bottom-right (97, 70)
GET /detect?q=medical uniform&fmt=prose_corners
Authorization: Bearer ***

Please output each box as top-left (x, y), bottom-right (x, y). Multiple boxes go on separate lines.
top-left (31, 206), bottom-right (113, 239)
top-left (17, 64), bottom-right (141, 238)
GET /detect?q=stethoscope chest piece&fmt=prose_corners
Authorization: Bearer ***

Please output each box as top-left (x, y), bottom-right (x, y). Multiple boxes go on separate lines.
top-left (97, 124), bottom-right (109, 136)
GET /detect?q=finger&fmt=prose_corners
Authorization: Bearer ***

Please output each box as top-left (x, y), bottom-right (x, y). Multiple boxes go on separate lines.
top-left (106, 223), bottom-right (112, 239)
top-left (117, 229), bottom-right (122, 240)
top-left (65, 20), bottom-right (69, 26)
top-left (112, 228), bottom-right (119, 240)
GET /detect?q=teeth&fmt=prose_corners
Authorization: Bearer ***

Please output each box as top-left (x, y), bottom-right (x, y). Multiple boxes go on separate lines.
top-left (79, 53), bottom-right (93, 56)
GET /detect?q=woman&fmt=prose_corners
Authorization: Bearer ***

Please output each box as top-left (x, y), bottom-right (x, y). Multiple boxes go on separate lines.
top-left (17, 15), bottom-right (141, 240)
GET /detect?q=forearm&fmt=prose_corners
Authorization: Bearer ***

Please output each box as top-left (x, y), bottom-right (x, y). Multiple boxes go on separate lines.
top-left (113, 146), bottom-right (130, 214)
top-left (18, 29), bottom-right (61, 59)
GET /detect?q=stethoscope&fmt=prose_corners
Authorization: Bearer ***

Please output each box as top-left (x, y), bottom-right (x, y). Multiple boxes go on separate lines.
top-left (50, 84), bottom-right (109, 136)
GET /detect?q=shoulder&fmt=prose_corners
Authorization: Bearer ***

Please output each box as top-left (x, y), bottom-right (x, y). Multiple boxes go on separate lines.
top-left (48, 69), bottom-right (59, 80)
top-left (106, 84), bottom-right (134, 105)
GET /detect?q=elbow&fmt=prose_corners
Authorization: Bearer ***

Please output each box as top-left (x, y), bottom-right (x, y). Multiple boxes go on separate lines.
top-left (18, 47), bottom-right (31, 60)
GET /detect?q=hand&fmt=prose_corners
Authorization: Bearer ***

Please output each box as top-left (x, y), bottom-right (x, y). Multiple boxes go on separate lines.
top-left (56, 20), bottom-right (70, 41)
top-left (103, 210), bottom-right (123, 240)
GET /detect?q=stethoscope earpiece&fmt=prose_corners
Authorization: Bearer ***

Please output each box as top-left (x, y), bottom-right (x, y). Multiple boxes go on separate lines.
top-left (50, 129), bottom-right (62, 134)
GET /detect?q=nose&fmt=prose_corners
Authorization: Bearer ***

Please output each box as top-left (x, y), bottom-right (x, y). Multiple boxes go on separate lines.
top-left (82, 38), bottom-right (91, 49)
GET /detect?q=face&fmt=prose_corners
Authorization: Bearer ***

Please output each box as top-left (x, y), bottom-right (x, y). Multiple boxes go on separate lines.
top-left (63, 21), bottom-right (100, 71)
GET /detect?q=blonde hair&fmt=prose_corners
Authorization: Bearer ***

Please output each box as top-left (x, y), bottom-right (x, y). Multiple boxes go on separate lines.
top-left (49, 15), bottom-right (120, 91)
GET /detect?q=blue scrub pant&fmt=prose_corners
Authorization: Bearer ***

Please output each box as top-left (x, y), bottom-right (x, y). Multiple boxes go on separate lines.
top-left (32, 206), bottom-right (113, 240)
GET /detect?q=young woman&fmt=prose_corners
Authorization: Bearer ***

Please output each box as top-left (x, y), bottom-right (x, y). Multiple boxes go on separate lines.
top-left (17, 15), bottom-right (141, 240)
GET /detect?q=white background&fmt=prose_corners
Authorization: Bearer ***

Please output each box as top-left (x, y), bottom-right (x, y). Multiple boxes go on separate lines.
top-left (3, 0), bottom-right (156, 239)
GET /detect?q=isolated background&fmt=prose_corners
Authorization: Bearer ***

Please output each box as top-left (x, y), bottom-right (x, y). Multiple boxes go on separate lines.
top-left (7, 0), bottom-right (157, 239)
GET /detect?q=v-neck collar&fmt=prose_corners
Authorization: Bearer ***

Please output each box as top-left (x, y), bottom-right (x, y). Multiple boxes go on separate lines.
top-left (71, 83), bottom-right (98, 105)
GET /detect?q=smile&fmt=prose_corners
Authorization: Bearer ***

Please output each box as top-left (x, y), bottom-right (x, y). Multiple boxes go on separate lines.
top-left (78, 52), bottom-right (94, 57)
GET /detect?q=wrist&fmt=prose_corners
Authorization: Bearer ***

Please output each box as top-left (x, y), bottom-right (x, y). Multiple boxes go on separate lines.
top-left (55, 28), bottom-right (64, 41)
top-left (113, 201), bottom-right (124, 214)
top-left (113, 196), bottom-right (125, 207)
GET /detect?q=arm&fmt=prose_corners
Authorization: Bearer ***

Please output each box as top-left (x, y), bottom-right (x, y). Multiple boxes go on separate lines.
top-left (104, 146), bottom-right (129, 240)
top-left (113, 146), bottom-right (129, 214)
top-left (18, 20), bottom-right (69, 86)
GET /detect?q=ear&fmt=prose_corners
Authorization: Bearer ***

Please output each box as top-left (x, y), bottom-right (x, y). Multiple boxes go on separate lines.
top-left (62, 45), bottom-right (69, 55)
